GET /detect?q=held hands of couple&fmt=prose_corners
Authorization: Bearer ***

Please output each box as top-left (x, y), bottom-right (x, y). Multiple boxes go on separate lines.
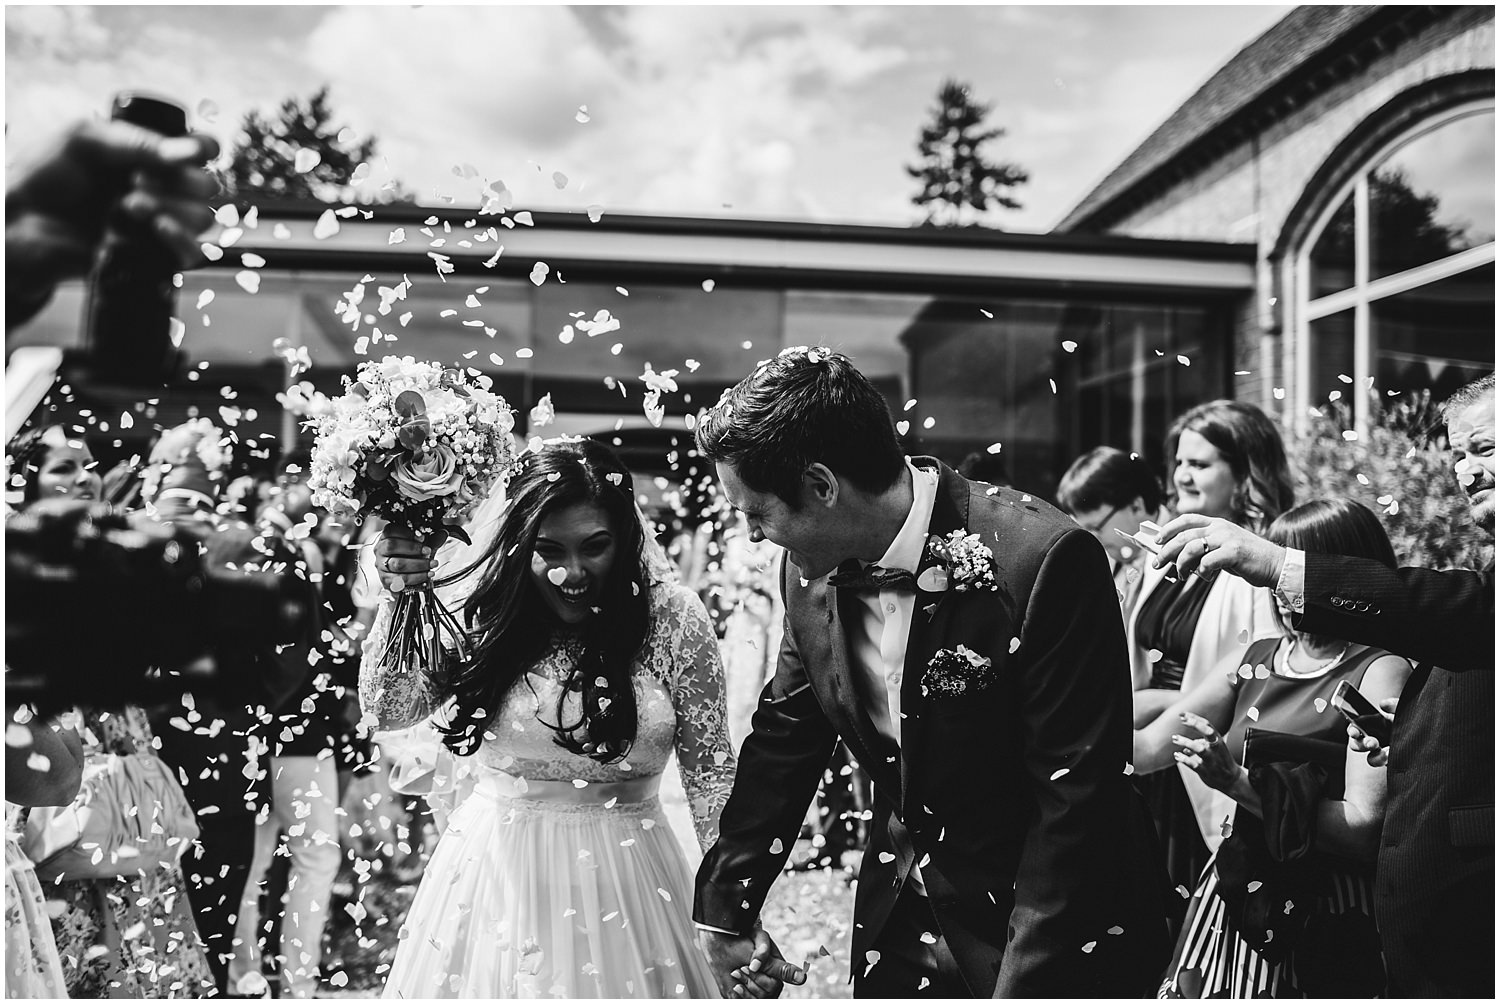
top-left (374, 525), bottom-right (438, 594)
top-left (697, 927), bottom-right (806, 999)
top-left (1149, 514), bottom-right (1287, 587)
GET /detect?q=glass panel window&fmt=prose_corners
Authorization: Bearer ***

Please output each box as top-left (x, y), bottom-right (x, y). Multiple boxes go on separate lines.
top-left (1309, 309), bottom-right (1356, 408)
top-left (783, 290), bottom-right (926, 388)
top-left (173, 270), bottom-right (532, 372)
top-left (1309, 192), bottom-right (1356, 298)
top-left (907, 298), bottom-right (1222, 495)
top-left (531, 281), bottom-right (781, 417)
top-left (1373, 263), bottom-right (1495, 402)
top-left (1370, 110), bottom-right (1496, 280)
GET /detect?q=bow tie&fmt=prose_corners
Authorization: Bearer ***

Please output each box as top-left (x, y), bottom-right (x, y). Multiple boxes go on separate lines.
top-left (827, 561), bottom-right (917, 593)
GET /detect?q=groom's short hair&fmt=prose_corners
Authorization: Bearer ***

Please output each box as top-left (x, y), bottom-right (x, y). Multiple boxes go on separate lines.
top-left (695, 347), bottom-right (905, 508)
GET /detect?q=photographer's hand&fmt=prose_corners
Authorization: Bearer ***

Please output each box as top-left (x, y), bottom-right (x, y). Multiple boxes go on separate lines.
top-left (6, 119), bottom-right (220, 327)
top-left (374, 525), bottom-right (436, 594)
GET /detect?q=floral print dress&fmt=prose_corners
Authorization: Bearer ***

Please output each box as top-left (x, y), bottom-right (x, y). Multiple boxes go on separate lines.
top-left (42, 706), bottom-right (215, 998)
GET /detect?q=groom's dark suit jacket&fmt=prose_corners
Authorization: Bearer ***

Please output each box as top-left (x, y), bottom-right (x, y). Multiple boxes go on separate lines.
top-left (695, 461), bottom-right (1169, 997)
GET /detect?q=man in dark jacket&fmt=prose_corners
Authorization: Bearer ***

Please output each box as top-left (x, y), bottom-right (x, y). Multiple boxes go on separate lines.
top-left (1151, 373), bottom-right (1495, 998)
top-left (692, 349), bottom-right (1170, 998)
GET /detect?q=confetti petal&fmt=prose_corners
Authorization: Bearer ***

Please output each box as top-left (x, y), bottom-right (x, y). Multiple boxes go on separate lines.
top-left (294, 148), bottom-right (322, 174)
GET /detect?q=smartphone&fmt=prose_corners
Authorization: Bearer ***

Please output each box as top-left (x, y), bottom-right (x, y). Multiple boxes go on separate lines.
top-left (1331, 679), bottom-right (1392, 747)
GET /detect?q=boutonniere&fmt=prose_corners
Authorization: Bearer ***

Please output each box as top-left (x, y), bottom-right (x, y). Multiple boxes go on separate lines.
top-left (923, 644), bottom-right (996, 698)
top-left (916, 530), bottom-right (998, 593)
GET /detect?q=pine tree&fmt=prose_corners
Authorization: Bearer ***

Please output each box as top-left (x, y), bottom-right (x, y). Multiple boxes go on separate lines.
top-left (221, 86), bottom-right (402, 204)
top-left (906, 79), bottom-right (1029, 227)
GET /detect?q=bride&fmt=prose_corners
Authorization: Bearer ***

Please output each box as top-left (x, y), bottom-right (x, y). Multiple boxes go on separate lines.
top-left (362, 437), bottom-right (733, 998)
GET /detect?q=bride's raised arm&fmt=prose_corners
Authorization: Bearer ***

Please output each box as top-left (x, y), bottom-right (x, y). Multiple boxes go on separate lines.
top-left (358, 593), bottom-right (434, 731)
top-left (357, 479), bottom-right (508, 732)
top-left (663, 585), bottom-right (737, 852)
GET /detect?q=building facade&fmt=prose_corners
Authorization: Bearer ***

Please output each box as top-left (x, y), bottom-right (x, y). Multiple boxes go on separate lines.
top-left (1059, 4), bottom-right (1495, 432)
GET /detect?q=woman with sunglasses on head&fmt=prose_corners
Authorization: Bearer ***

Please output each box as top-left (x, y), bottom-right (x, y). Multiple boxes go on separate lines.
top-left (364, 437), bottom-right (743, 999)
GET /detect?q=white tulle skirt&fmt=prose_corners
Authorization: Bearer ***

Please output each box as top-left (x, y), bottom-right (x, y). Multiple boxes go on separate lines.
top-left (382, 769), bottom-right (719, 999)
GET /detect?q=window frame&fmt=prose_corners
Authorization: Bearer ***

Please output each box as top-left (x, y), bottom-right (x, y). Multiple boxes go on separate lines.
top-left (1290, 99), bottom-right (1495, 431)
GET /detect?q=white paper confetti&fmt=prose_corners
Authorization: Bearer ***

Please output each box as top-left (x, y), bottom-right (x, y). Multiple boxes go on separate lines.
top-left (312, 210), bottom-right (340, 240)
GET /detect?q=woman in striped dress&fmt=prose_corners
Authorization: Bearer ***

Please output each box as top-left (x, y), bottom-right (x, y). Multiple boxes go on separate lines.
top-left (1133, 499), bottom-right (1411, 997)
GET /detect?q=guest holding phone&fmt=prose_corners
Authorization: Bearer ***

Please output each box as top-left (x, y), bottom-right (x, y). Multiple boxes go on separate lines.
top-left (1134, 500), bottom-right (1411, 997)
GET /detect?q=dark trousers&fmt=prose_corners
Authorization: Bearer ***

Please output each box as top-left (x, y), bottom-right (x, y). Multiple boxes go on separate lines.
top-left (854, 884), bottom-right (970, 998)
top-left (182, 814), bottom-right (257, 993)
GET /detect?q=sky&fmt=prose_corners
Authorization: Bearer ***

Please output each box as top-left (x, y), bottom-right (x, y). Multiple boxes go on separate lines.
top-left (5, 4), bottom-right (1294, 233)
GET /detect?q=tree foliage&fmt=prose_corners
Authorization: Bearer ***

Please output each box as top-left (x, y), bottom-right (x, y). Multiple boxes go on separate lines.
top-left (906, 79), bottom-right (1029, 227)
top-left (1278, 390), bottom-right (1493, 572)
top-left (221, 86), bottom-right (404, 204)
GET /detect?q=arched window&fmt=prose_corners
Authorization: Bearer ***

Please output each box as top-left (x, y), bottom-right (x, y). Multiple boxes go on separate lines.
top-left (1291, 100), bottom-right (1494, 428)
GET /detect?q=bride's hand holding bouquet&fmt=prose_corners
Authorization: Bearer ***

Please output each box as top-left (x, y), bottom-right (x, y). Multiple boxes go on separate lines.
top-left (308, 355), bottom-right (515, 679)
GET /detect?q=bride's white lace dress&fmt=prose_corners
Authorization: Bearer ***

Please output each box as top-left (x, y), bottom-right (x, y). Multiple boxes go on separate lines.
top-left (360, 579), bottom-right (733, 998)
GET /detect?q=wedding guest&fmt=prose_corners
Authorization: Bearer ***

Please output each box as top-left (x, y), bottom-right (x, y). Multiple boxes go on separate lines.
top-left (5, 714), bottom-right (82, 1000)
top-left (1056, 446), bottom-right (1168, 616)
top-left (1130, 401), bottom-right (1293, 925)
top-left (229, 466), bottom-right (343, 999)
top-left (1150, 372), bottom-right (1495, 998)
top-left (6, 423), bottom-right (215, 997)
top-left (367, 437), bottom-right (737, 998)
top-left (140, 420), bottom-right (317, 993)
top-left (693, 348), bottom-right (1169, 997)
top-left (1136, 499), bottom-right (1410, 996)
top-left (6, 116), bottom-right (218, 331)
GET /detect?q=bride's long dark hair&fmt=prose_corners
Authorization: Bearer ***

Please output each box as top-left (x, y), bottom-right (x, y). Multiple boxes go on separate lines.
top-left (430, 438), bottom-right (648, 762)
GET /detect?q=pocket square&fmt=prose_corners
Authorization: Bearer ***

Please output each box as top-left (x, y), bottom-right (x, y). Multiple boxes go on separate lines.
top-left (922, 644), bottom-right (996, 698)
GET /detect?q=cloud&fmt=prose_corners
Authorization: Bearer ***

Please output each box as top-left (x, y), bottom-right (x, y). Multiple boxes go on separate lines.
top-left (4, 5), bottom-right (1291, 230)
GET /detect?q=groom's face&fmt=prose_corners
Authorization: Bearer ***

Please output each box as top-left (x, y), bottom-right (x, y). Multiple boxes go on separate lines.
top-left (717, 461), bottom-right (843, 579)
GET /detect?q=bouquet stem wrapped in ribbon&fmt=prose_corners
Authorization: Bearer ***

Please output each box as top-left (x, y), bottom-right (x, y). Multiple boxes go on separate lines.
top-left (307, 356), bottom-right (516, 682)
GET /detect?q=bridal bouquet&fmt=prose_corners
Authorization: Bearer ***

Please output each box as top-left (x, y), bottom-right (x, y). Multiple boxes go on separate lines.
top-left (308, 355), bottom-right (516, 678)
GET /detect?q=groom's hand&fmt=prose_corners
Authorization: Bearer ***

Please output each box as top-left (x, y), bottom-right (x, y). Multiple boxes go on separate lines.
top-left (698, 928), bottom-right (805, 999)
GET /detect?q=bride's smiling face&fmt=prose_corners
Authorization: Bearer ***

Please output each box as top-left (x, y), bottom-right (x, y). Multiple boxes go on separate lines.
top-left (529, 502), bottom-right (618, 625)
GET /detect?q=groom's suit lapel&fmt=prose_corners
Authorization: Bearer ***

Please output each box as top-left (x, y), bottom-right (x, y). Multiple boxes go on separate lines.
top-left (899, 460), bottom-right (970, 811)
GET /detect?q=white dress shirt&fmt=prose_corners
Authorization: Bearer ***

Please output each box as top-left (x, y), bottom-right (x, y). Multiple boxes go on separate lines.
top-left (845, 458), bottom-right (938, 892)
top-left (1275, 547), bottom-right (1307, 613)
top-left (849, 459), bottom-right (938, 746)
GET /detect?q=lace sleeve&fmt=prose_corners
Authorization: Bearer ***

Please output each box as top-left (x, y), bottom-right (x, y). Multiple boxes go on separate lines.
top-left (357, 592), bottom-right (433, 731)
top-left (662, 584), bottom-right (736, 852)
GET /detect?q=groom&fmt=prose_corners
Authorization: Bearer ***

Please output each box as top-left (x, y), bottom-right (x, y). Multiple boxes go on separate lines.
top-left (692, 349), bottom-right (1168, 997)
